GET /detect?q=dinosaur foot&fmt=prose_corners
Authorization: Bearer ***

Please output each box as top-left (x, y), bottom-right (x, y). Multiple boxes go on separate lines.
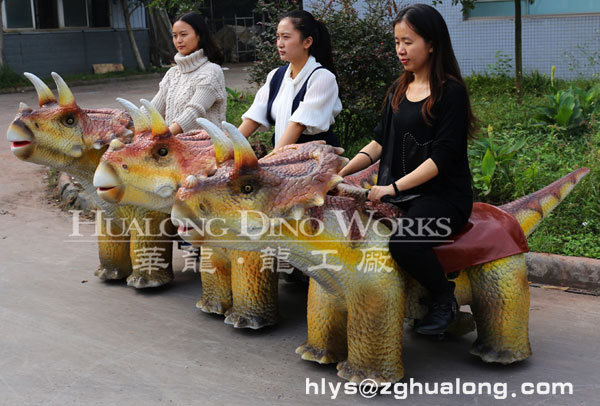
top-left (295, 343), bottom-right (344, 364)
top-left (469, 340), bottom-right (532, 364)
top-left (94, 266), bottom-right (130, 281)
top-left (196, 296), bottom-right (228, 315)
top-left (336, 361), bottom-right (403, 384)
top-left (446, 311), bottom-right (476, 336)
top-left (126, 270), bottom-right (173, 288)
top-left (223, 309), bottom-right (277, 329)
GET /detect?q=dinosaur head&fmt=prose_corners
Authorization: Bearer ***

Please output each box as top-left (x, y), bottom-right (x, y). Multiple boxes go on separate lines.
top-left (172, 119), bottom-right (347, 246)
top-left (94, 99), bottom-right (216, 212)
top-left (6, 72), bottom-right (131, 170)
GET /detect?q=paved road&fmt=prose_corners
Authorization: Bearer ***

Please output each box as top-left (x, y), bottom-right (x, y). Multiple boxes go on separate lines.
top-left (1, 68), bottom-right (599, 405)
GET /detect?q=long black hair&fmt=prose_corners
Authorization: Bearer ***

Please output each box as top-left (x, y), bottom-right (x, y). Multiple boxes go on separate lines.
top-left (390, 4), bottom-right (476, 137)
top-left (175, 12), bottom-right (224, 65)
top-left (280, 10), bottom-right (337, 77)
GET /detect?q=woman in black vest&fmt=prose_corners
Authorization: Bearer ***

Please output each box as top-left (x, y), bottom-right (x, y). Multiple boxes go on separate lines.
top-left (238, 10), bottom-right (341, 149)
top-left (339, 4), bottom-right (476, 335)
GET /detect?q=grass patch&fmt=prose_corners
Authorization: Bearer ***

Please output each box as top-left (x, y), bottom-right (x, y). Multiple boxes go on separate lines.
top-left (0, 64), bottom-right (169, 90)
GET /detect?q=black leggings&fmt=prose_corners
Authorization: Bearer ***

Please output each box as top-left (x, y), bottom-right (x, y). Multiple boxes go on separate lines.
top-left (388, 195), bottom-right (470, 298)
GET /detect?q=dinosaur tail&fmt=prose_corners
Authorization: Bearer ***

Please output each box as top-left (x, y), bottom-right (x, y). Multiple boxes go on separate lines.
top-left (499, 167), bottom-right (590, 238)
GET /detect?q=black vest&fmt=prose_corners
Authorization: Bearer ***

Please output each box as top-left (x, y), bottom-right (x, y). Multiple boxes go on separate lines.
top-left (266, 65), bottom-right (340, 147)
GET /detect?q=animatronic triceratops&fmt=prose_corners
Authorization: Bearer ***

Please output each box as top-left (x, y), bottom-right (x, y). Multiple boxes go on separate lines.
top-left (171, 119), bottom-right (589, 383)
top-left (93, 99), bottom-right (279, 328)
top-left (6, 73), bottom-right (175, 288)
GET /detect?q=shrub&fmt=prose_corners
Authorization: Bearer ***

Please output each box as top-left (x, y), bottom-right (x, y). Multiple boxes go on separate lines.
top-left (0, 64), bottom-right (29, 88)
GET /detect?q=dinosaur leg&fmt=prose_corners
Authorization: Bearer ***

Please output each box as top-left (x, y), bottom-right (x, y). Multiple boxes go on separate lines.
top-left (196, 247), bottom-right (233, 315)
top-left (224, 250), bottom-right (279, 329)
top-left (468, 254), bottom-right (532, 364)
top-left (94, 217), bottom-right (132, 280)
top-left (296, 278), bottom-right (347, 364)
top-left (126, 213), bottom-right (174, 288)
top-left (337, 273), bottom-right (406, 383)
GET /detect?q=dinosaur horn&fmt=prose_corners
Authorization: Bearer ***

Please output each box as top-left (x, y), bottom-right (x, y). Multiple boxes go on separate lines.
top-left (195, 118), bottom-right (233, 165)
top-left (24, 72), bottom-right (57, 106)
top-left (140, 99), bottom-right (169, 137)
top-left (18, 102), bottom-right (32, 113)
top-left (116, 97), bottom-right (150, 134)
top-left (51, 72), bottom-right (76, 107)
top-left (221, 121), bottom-right (258, 175)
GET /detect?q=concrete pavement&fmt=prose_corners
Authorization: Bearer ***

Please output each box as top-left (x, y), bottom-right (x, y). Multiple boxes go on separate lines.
top-left (1, 68), bottom-right (599, 405)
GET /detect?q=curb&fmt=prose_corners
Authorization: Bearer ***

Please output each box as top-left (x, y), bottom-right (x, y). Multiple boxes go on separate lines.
top-left (526, 252), bottom-right (600, 295)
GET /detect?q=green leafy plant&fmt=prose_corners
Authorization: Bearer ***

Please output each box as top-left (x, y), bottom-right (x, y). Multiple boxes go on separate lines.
top-left (536, 88), bottom-right (585, 131)
top-left (469, 125), bottom-right (527, 200)
top-left (486, 50), bottom-right (513, 78)
top-left (572, 84), bottom-right (600, 117)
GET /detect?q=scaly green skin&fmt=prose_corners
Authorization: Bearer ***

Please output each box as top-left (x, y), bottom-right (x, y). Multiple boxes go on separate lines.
top-left (6, 73), bottom-right (174, 288)
top-left (171, 120), bottom-right (588, 383)
top-left (93, 99), bottom-right (278, 328)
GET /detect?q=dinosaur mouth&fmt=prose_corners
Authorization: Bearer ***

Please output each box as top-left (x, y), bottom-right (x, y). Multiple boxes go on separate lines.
top-left (7, 121), bottom-right (35, 159)
top-left (177, 225), bottom-right (192, 233)
top-left (96, 185), bottom-right (124, 203)
top-left (94, 161), bottom-right (125, 203)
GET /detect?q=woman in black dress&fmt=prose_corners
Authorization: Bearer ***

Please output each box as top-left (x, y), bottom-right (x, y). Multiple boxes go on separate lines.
top-left (339, 4), bottom-right (477, 335)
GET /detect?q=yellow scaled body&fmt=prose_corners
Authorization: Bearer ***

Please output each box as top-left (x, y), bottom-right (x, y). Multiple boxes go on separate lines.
top-left (171, 119), bottom-right (588, 382)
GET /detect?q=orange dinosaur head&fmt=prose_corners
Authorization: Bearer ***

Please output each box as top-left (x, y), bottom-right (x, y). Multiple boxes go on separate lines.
top-left (172, 119), bottom-right (347, 246)
top-left (6, 72), bottom-right (131, 170)
top-left (94, 98), bottom-right (216, 212)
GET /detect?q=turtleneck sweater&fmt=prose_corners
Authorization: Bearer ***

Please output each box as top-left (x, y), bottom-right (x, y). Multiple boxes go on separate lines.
top-left (151, 49), bottom-right (226, 131)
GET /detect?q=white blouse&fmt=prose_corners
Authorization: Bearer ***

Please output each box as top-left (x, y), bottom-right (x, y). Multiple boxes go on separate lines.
top-left (242, 55), bottom-right (342, 144)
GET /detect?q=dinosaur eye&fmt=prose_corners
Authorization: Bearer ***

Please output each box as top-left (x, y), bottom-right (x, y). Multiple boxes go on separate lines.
top-left (63, 114), bottom-right (76, 127)
top-left (157, 147), bottom-right (168, 157)
top-left (242, 184), bottom-right (253, 194)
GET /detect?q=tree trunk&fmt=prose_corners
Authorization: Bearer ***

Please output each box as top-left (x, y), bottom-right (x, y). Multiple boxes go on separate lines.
top-left (514, 0), bottom-right (522, 103)
top-left (120, 0), bottom-right (146, 71)
top-left (0, 0), bottom-right (4, 66)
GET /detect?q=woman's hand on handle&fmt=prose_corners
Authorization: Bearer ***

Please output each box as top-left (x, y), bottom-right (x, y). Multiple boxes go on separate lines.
top-left (368, 184), bottom-right (395, 203)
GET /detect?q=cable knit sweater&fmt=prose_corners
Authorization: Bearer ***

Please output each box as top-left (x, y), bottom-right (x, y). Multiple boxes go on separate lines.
top-left (151, 49), bottom-right (226, 131)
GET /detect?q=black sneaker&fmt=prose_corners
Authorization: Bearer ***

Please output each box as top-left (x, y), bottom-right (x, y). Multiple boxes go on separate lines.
top-left (415, 296), bottom-right (458, 335)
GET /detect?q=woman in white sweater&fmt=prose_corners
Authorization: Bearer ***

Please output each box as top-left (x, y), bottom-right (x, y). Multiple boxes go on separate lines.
top-left (239, 10), bottom-right (342, 149)
top-left (151, 13), bottom-right (226, 135)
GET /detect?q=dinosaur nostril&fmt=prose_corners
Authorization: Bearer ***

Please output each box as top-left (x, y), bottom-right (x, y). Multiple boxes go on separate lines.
top-left (34, 122), bottom-right (39, 129)
top-left (199, 203), bottom-right (208, 213)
